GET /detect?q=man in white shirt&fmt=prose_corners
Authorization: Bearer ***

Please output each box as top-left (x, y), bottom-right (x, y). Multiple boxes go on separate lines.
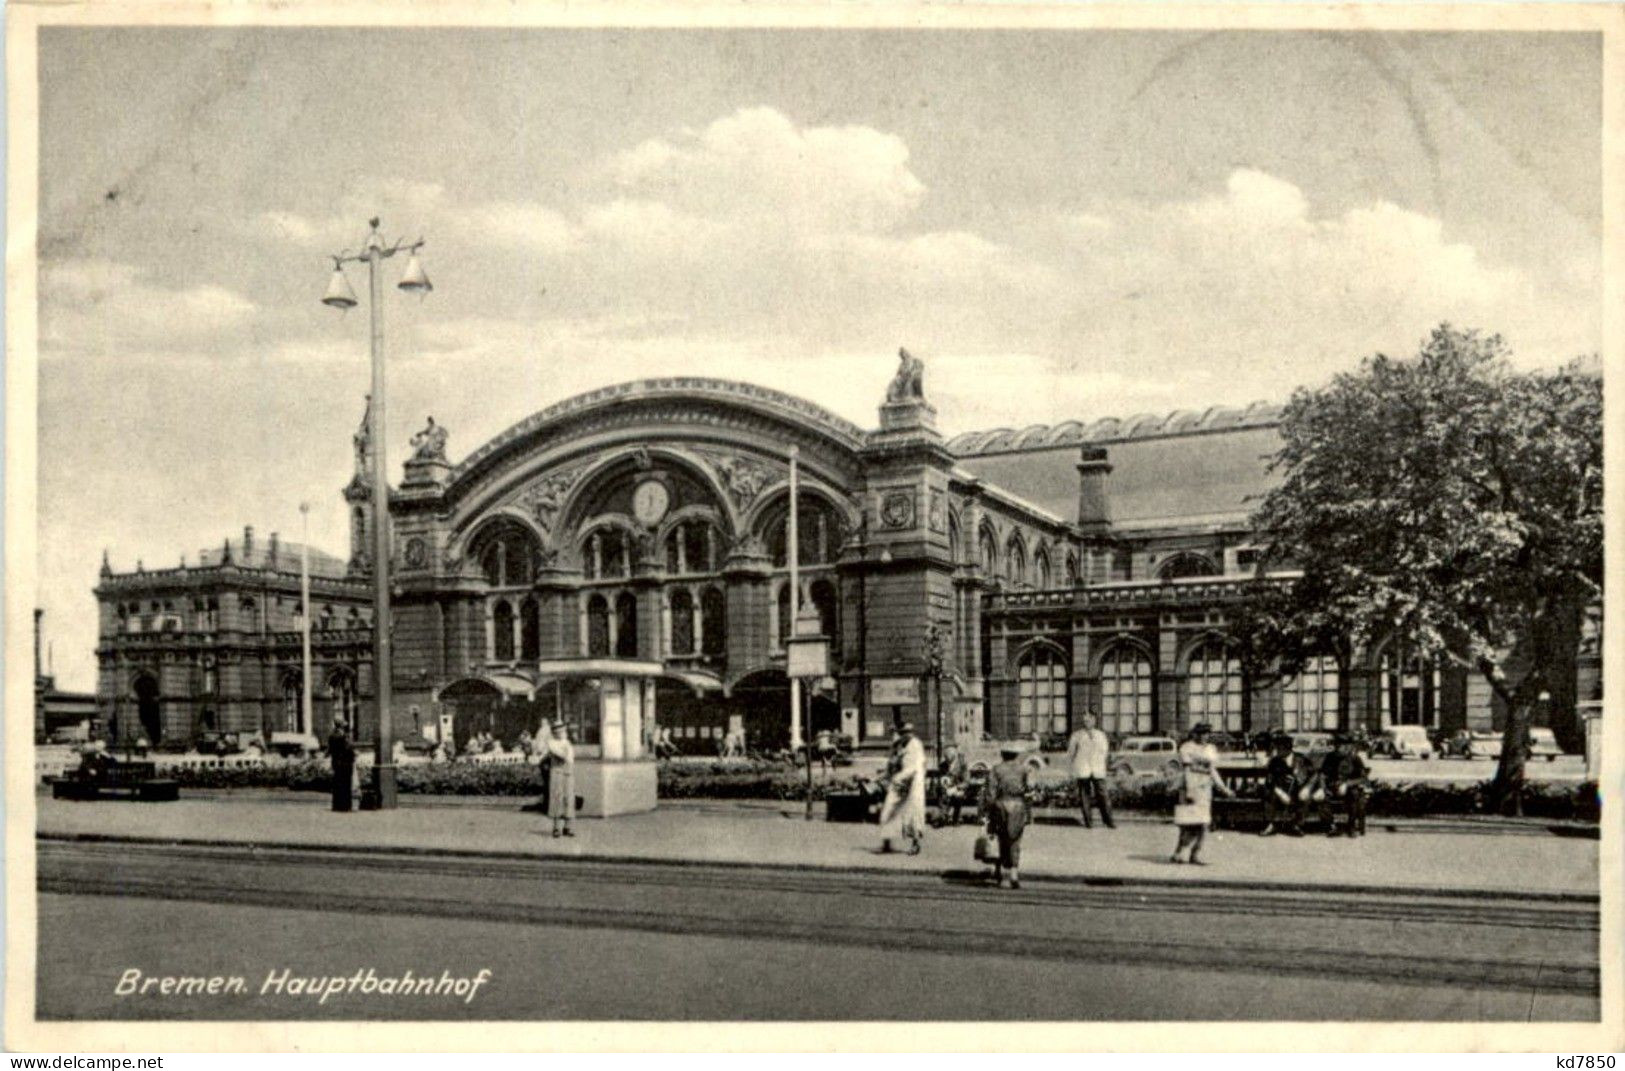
top-left (1066, 712), bottom-right (1116, 829)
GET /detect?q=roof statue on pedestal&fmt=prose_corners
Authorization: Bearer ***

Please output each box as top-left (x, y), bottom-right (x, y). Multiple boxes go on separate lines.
top-left (352, 395), bottom-right (373, 477)
top-left (410, 415), bottom-right (449, 463)
top-left (885, 347), bottom-right (925, 404)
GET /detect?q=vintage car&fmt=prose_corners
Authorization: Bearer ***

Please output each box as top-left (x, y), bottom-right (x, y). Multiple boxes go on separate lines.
top-left (1370, 725), bottom-right (1436, 760)
top-left (1288, 731), bottom-right (1337, 759)
top-left (961, 734), bottom-right (1047, 778)
top-left (1528, 726), bottom-right (1564, 762)
top-left (1107, 735), bottom-right (1183, 778)
top-left (1440, 729), bottom-right (1503, 760)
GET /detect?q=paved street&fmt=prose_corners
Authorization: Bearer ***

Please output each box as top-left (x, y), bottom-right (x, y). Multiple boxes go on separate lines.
top-left (37, 839), bottom-right (1598, 1021)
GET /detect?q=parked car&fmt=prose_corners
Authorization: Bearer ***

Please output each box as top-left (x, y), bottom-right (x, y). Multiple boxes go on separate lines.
top-left (962, 734), bottom-right (1046, 777)
top-left (1107, 735), bottom-right (1183, 778)
top-left (1370, 725), bottom-right (1435, 760)
top-left (1528, 726), bottom-right (1563, 762)
top-left (1441, 729), bottom-right (1502, 760)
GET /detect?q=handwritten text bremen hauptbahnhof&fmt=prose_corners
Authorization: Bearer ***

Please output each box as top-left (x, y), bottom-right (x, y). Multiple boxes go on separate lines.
top-left (115, 968), bottom-right (492, 1005)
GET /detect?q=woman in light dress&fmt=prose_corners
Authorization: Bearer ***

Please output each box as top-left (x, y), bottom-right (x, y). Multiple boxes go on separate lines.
top-left (547, 722), bottom-right (576, 838)
top-left (878, 722), bottom-right (927, 855)
top-left (1171, 722), bottom-right (1232, 865)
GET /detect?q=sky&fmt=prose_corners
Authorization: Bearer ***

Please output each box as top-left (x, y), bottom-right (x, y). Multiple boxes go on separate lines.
top-left (35, 27), bottom-right (1603, 690)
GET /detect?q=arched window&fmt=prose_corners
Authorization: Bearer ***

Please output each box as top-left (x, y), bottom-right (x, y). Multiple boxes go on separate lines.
top-left (583, 528), bottom-right (631, 581)
top-left (520, 596), bottom-right (541, 660)
top-left (701, 587), bottom-right (726, 657)
top-left (282, 672), bottom-right (301, 729)
top-left (346, 607), bottom-right (362, 630)
top-left (1016, 646), bottom-right (1068, 737)
top-left (1100, 644), bottom-right (1154, 736)
top-left (664, 520), bottom-right (720, 574)
top-left (319, 605), bottom-right (334, 632)
top-left (475, 520), bottom-right (540, 587)
top-left (979, 527), bottom-right (999, 577)
top-left (1035, 549), bottom-right (1052, 590)
top-left (1380, 645), bottom-right (1440, 728)
top-left (614, 592), bottom-right (638, 657)
top-left (776, 583), bottom-right (792, 648)
top-left (1159, 553), bottom-right (1217, 582)
top-left (1282, 654), bottom-right (1339, 732)
top-left (328, 669), bottom-right (358, 729)
top-left (809, 578), bottom-right (839, 652)
top-left (586, 595), bottom-right (610, 657)
top-left (492, 600), bottom-right (515, 661)
top-left (1065, 553), bottom-right (1079, 587)
top-left (670, 589), bottom-right (695, 655)
top-left (766, 499), bottom-right (841, 567)
top-left (1006, 537), bottom-right (1027, 589)
top-left (1187, 639), bottom-right (1244, 732)
top-left (948, 515), bottom-right (962, 565)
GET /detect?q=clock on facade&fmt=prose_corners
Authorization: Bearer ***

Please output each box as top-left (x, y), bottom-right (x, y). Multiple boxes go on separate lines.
top-left (632, 479), bottom-right (671, 527)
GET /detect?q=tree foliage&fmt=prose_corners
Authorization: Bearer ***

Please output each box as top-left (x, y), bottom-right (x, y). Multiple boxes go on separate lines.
top-left (1237, 325), bottom-right (1601, 779)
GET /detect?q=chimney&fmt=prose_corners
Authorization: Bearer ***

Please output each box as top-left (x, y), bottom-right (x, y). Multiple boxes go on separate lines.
top-left (243, 526), bottom-right (255, 562)
top-left (269, 532), bottom-right (280, 569)
top-left (1076, 446), bottom-right (1113, 533)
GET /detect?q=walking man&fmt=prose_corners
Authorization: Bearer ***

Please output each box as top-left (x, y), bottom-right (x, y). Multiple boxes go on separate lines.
top-left (327, 718), bottom-right (355, 814)
top-left (1066, 712), bottom-right (1116, 829)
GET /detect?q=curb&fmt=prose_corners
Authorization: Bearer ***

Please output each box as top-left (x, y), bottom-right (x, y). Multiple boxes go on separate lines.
top-left (36, 830), bottom-right (1599, 906)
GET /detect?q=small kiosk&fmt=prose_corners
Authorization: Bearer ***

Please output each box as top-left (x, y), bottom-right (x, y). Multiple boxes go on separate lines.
top-left (532, 659), bottom-right (663, 816)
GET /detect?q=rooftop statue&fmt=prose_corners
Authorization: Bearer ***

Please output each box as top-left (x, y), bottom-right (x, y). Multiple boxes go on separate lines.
top-left (886, 347), bottom-right (925, 403)
top-left (410, 415), bottom-right (449, 463)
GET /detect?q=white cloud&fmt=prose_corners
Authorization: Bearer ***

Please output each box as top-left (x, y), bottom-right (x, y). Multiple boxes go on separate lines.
top-left (42, 258), bottom-right (258, 355)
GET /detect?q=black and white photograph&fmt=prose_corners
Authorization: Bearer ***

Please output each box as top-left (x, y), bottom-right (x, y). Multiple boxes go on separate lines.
top-left (6, 1), bottom-right (1621, 1052)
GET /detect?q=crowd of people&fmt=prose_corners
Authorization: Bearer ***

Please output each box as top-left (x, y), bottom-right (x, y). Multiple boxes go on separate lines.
top-left (870, 714), bottom-right (1372, 887)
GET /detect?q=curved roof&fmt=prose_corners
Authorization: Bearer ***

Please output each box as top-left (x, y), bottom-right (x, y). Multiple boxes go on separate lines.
top-left (451, 378), bottom-right (869, 483)
top-left (946, 400), bottom-right (1284, 456)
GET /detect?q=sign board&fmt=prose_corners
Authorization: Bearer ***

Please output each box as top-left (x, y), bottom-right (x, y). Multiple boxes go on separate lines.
top-left (786, 636), bottom-right (830, 679)
top-left (870, 677), bottom-right (921, 706)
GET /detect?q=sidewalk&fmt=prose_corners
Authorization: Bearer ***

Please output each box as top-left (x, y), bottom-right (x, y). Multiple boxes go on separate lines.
top-left (35, 791), bottom-right (1598, 900)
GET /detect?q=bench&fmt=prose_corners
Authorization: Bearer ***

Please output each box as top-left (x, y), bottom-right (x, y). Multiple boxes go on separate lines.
top-left (49, 759), bottom-right (179, 803)
top-left (1211, 764), bottom-right (1359, 832)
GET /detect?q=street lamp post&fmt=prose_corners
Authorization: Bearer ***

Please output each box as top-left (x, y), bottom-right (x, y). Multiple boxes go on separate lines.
top-left (322, 218), bottom-right (431, 809)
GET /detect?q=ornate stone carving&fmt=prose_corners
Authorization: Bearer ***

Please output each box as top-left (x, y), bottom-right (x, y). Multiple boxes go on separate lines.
top-left (928, 489), bottom-right (945, 533)
top-left (697, 451), bottom-right (779, 511)
top-left (729, 532), bottom-right (768, 558)
top-left (880, 491), bottom-right (916, 530)
top-left (409, 416), bottom-right (449, 462)
top-left (512, 463), bottom-right (590, 537)
top-left (402, 537), bottom-right (428, 571)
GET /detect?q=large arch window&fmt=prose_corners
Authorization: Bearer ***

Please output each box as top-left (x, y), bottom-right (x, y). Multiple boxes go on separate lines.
top-left (328, 669), bottom-right (357, 729)
top-left (700, 586), bottom-right (726, 657)
top-left (586, 595), bottom-right (611, 657)
top-left (1282, 654), bottom-right (1339, 732)
top-left (979, 526), bottom-right (999, 578)
top-left (1159, 552), bottom-right (1218, 582)
top-left (281, 672), bottom-right (301, 730)
top-left (1035, 548), bottom-right (1052, 589)
top-left (665, 520), bottom-right (720, 575)
top-left (1099, 645), bottom-right (1154, 736)
top-left (475, 520), bottom-right (540, 588)
top-left (583, 528), bottom-right (633, 581)
top-left (491, 599), bottom-right (516, 661)
top-left (670, 589), bottom-right (695, 655)
top-left (809, 578), bottom-right (839, 654)
top-left (1187, 639), bottom-right (1244, 732)
top-left (765, 499), bottom-right (842, 568)
top-left (1006, 537), bottom-right (1028, 589)
top-left (520, 596), bottom-right (541, 660)
top-left (1016, 646), bottom-right (1068, 737)
top-left (1380, 646), bottom-right (1440, 728)
top-left (614, 592), bottom-right (638, 657)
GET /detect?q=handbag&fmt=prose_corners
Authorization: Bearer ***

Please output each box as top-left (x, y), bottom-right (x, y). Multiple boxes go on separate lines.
top-left (973, 832), bottom-right (992, 863)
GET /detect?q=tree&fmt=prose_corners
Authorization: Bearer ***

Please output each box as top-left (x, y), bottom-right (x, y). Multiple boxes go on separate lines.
top-left (1236, 326), bottom-right (1601, 808)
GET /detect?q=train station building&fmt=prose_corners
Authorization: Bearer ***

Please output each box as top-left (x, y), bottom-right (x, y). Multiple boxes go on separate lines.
top-left (92, 357), bottom-right (1601, 759)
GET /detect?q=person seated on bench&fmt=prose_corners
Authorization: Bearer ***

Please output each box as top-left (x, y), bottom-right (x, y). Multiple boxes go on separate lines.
top-left (1318, 733), bottom-right (1369, 838)
top-left (1260, 733), bottom-right (1312, 837)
